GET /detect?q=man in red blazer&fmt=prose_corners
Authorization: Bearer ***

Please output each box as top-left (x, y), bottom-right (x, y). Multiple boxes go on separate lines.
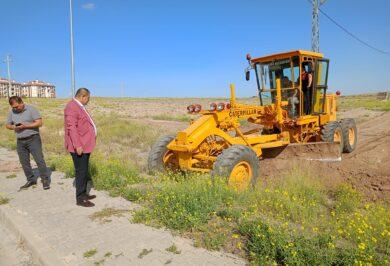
top-left (64, 88), bottom-right (97, 207)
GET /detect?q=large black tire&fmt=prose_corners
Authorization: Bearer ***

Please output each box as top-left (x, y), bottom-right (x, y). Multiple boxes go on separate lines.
top-left (211, 145), bottom-right (260, 189)
top-left (321, 121), bottom-right (344, 154)
top-left (340, 118), bottom-right (357, 153)
top-left (147, 134), bottom-right (176, 174)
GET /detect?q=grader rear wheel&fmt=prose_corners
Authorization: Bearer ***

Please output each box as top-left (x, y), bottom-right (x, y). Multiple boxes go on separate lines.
top-left (211, 145), bottom-right (259, 190)
top-left (148, 134), bottom-right (179, 174)
top-left (340, 118), bottom-right (357, 153)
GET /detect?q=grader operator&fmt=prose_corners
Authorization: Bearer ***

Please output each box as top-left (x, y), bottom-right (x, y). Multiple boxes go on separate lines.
top-left (148, 50), bottom-right (357, 189)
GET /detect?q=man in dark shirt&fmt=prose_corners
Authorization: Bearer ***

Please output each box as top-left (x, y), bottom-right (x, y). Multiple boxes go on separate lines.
top-left (301, 64), bottom-right (313, 115)
top-left (5, 96), bottom-right (50, 190)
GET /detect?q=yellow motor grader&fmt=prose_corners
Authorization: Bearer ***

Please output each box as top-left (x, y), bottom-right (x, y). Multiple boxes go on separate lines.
top-left (148, 50), bottom-right (357, 189)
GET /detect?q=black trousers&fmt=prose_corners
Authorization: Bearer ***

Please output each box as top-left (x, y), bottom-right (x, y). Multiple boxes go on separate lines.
top-left (304, 88), bottom-right (312, 115)
top-left (70, 153), bottom-right (91, 201)
top-left (17, 134), bottom-right (49, 182)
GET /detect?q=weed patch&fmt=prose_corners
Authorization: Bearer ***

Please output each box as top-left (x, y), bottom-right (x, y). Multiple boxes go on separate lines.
top-left (0, 194), bottom-right (10, 205)
top-left (89, 208), bottom-right (129, 224)
top-left (104, 252), bottom-right (112, 257)
top-left (138, 248), bottom-right (152, 258)
top-left (83, 248), bottom-right (97, 258)
top-left (165, 244), bottom-right (181, 254)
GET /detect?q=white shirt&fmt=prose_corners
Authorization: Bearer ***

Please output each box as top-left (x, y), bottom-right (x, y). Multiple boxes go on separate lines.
top-left (74, 98), bottom-right (97, 136)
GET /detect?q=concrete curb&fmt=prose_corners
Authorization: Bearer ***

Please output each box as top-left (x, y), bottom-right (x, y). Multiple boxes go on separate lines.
top-left (0, 204), bottom-right (65, 266)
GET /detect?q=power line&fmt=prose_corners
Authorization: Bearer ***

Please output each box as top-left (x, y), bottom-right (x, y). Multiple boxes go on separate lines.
top-left (307, 0), bottom-right (390, 55)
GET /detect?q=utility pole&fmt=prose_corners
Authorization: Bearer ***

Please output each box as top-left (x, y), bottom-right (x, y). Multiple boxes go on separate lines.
top-left (3, 54), bottom-right (12, 97)
top-left (69, 0), bottom-right (75, 96)
top-left (311, 0), bottom-right (327, 52)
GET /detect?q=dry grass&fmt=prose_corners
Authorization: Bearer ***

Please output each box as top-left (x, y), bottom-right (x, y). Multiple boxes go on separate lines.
top-left (83, 248), bottom-right (98, 258)
top-left (6, 173), bottom-right (17, 179)
top-left (0, 194), bottom-right (10, 205)
top-left (89, 208), bottom-right (129, 224)
top-left (138, 248), bottom-right (153, 258)
top-left (165, 244), bottom-right (181, 254)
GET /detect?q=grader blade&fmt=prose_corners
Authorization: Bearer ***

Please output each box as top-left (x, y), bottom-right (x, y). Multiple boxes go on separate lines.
top-left (262, 142), bottom-right (341, 162)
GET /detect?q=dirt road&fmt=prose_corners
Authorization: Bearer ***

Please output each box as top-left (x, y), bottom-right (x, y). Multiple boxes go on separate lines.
top-left (337, 111), bottom-right (390, 201)
top-left (260, 111), bottom-right (390, 202)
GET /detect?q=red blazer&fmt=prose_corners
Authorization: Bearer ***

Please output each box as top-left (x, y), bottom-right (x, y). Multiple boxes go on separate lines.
top-left (64, 99), bottom-right (96, 153)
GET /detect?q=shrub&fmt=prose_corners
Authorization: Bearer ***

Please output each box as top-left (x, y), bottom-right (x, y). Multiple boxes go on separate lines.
top-left (134, 175), bottom-right (237, 231)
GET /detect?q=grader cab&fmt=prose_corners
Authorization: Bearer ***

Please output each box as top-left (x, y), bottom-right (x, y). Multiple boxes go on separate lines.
top-left (148, 50), bottom-right (357, 189)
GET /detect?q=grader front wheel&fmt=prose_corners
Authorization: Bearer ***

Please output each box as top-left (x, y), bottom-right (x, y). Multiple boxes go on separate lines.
top-left (211, 145), bottom-right (259, 190)
top-left (321, 121), bottom-right (344, 154)
top-left (148, 135), bottom-right (179, 174)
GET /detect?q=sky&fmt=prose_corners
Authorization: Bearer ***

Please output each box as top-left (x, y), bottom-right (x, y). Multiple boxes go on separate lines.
top-left (1, 0), bottom-right (389, 98)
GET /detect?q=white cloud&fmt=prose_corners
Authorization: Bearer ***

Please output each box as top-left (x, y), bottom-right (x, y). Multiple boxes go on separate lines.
top-left (82, 3), bottom-right (95, 10)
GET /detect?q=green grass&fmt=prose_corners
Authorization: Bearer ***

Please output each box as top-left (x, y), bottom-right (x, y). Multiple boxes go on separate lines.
top-left (152, 114), bottom-right (192, 122)
top-left (6, 173), bottom-right (17, 179)
top-left (0, 195), bottom-right (10, 205)
top-left (131, 170), bottom-right (390, 265)
top-left (165, 244), bottom-right (181, 254)
top-left (83, 248), bottom-right (97, 258)
top-left (48, 153), bottom-right (146, 198)
top-left (339, 94), bottom-right (390, 111)
top-left (89, 208), bottom-right (129, 223)
top-left (104, 252), bottom-right (112, 257)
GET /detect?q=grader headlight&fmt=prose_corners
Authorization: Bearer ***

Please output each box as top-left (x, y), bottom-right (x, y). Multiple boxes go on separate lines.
top-left (217, 102), bottom-right (225, 111)
top-left (187, 104), bottom-right (195, 113)
top-left (209, 103), bottom-right (217, 111)
top-left (194, 104), bottom-right (202, 113)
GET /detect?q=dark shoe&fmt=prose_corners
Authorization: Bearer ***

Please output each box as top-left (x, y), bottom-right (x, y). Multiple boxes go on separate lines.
top-left (82, 194), bottom-right (96, 200)
top-left (20, 181), bottom-right (37, 190)
top-left (42, 179), bottom-right (50, 190)
top-left (76, 199), bottom-right (95, 207)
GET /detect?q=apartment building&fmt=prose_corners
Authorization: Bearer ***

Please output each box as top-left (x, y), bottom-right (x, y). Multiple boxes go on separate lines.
top-left (0, 77), bottom-right (21, 98)
top-left (0, 78), bottom-right (56, 98)
top-left (21, 80), bottom-right (56, 98)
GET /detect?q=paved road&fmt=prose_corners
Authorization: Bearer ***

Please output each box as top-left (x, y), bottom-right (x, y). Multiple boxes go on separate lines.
top-left (0, 222), bottom-right (36, 266)
top-left (0, 148), bottom-right (244, 265)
